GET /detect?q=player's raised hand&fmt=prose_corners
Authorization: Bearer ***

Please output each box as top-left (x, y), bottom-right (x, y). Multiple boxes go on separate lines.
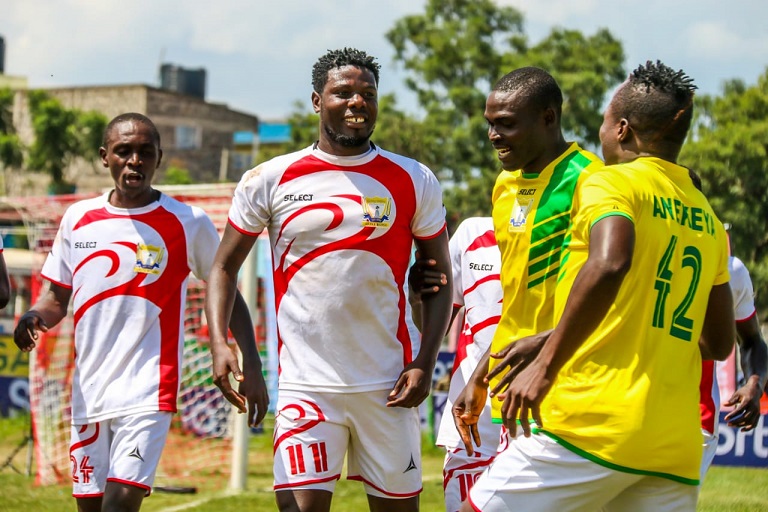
top-left (452, 381), bottom-right (487, 455)
top-left (14, 311), bottom-right (48, 352)
top-left (210, 341), bottom-right (247, 414)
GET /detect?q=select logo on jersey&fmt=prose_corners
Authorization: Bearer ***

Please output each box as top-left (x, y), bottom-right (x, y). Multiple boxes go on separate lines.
top-left (134, 244), bottom-right (164, 274)
top-left (509, 197), bottom-right (534, 232)
top-left (362, 196), bottom-right (392, 228)
top-left (468, 262), bottom-right (494, 271)
top-left (74, 241), bottom-right (97, 249)
top-left (284, 194), bottom-right (314, 202)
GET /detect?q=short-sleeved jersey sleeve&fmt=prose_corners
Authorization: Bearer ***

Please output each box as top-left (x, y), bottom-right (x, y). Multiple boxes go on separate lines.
top-left (576, 168), bottom-right (635, 230)
top-left (410, 163), bottom-right (446, 239)
top-left (730, 256), bottom-right (757, 321)
top-left (188, 209), bottom-right (221, 281)
top-left (41, 207), bottom-right (75, 288)
top-left (228, 165), bottom-right (271, 236)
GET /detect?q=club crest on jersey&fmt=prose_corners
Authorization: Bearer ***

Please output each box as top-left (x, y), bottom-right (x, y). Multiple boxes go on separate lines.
top-left (362, 196), bottom-right (392, 228)
top-left (134, 244), bottom-right (164, 274)
top-left (509, 197), bottom-right (534, 232)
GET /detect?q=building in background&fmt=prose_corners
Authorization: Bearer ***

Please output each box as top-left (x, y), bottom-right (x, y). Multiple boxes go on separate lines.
top-left (6, 83), bottom-right (258, 194)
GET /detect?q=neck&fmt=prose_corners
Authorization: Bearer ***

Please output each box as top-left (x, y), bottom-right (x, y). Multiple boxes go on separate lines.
top-left (109, 188), bottom-right (159, 209)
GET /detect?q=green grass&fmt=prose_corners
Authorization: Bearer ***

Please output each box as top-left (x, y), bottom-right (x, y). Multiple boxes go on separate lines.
top-left (1, 413), bottom-right (767, 511)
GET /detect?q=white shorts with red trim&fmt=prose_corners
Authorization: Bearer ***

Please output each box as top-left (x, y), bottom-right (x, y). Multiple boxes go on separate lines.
top-left (700, 428), bottom-right (717, 483)
top-left (442, 448), bottom-right (495, 512)
top-left (468, 433), bottom-right (698, 512)
top-left (69, 411), bottom-right (172, 498)
top-left (273, 389), bottom-right (422, 498)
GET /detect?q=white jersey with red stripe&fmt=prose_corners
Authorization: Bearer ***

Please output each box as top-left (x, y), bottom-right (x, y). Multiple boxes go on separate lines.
top-left (699, 255), bottom-right (756, 434)
top-left (228, 143), bottom-right (446, 393)
top-left (435, 217), bottom-right (502, 454)
top-left (41, 192), bottom-right (220, 424)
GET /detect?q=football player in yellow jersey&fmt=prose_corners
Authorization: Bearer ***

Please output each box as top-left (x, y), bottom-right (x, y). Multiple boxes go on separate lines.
top-left (459, 61), bottom-right (736, 512)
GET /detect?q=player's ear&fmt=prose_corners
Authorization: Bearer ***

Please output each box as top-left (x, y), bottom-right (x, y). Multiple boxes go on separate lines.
top-left (311, 91), bottom-right (322, 114)
top-left (617, 118), bottom-right (631, 143)
top-left (156, 148), bottom-right (163, 168)
top-left (99, 147), bottom-right (108, 168)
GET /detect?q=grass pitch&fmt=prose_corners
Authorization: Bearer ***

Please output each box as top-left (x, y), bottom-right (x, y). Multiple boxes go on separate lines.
top-left (1, 413), bottom-right (767, 511)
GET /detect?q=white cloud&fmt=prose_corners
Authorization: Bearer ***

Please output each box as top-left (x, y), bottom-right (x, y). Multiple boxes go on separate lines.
top-left (1, 0), bottom-right (766, 118)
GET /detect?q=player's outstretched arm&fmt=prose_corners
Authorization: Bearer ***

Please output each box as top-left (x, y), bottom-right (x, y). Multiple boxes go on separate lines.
top-left (205, 223), bottom-right (260, 419)
top-left (388, 231), bottom-right (453, 408)
top-left (723, 314), bottom-right (767, 431)
top-left (14, 282), bottom-right (71, 353)
top-left (500, 215), bottom-right (634, 437)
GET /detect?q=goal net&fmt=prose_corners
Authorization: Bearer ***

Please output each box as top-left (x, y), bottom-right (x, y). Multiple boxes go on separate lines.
top-left (9, 185), bottom-right (273, 489)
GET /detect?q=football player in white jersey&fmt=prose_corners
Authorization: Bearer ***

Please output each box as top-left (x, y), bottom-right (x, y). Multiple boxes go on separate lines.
top-left (687, 171), bottom-right (767, 481)
top-left (206, 48), bottom-right (453, 512)
top-left (700, 255), bottom-right (768, 481)
top-left (409, 217), bottom-right (503, 512)
top-left (14, 113), bottom-right (267, 512)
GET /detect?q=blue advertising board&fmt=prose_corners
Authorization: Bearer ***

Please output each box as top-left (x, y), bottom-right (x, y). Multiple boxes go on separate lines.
top-left (713, 411), bottom-right (768, 468)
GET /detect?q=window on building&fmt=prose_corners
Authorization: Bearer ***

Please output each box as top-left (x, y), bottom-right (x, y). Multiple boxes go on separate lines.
top-left (175, 125), bottom-right (201, 149)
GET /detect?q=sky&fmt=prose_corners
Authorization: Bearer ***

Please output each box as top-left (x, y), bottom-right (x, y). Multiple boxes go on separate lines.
top-left (2, 0), bottom-right (767, 121)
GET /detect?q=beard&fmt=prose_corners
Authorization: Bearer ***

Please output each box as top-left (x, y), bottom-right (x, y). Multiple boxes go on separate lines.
top-left (323, 123), bottom-right (375, 148)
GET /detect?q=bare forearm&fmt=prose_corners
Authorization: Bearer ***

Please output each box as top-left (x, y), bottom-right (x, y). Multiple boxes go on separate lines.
top-left (228, 291), bottom-right (262, 369)
top-left (739, 333), bottom-right (768, 390)
top-left (205, 266), bottom-right (239, 347)
top-left (414, 285), bottom-right (453, 372)
top-left (30, 289), bottom-right (70, 327)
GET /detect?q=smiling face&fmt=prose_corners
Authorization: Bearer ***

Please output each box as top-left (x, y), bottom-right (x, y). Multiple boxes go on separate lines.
top-left (100, 120), bottom-right (162, 208)
top-left (312, 65), bottom-right (378, 156)
top-left (484, 89), bottom-right (551, 174)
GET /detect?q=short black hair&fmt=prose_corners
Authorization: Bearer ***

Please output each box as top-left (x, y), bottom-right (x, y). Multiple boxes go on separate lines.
top-left (613, 60), bottom-right (697, 150)
top-left (102, 112), bottom-right (161, 147)
top-left (492, 67), bottom-right (563, 117)
top-left (311, 48), bottom-right (381, 93)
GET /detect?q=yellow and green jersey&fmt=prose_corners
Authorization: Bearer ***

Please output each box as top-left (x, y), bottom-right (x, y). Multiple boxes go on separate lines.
top-left (540, 157), bottom-right (730, 485)
top-left (489, 143), bottom-right (603, 419)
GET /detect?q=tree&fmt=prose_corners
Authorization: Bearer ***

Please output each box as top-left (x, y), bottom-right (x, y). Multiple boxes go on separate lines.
top-left (0, 88), bottom-right (23, 172)
top-left (26, 90), bottom-right (106, 194)
top-left (680, 69), bottom-right (768, 317)
top-left (386, 0), bottom-right (625, 219)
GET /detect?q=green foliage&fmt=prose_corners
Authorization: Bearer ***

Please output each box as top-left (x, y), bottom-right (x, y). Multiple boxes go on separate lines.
top-left (0, 88), bottom-right (23, 170)
top-left (26, 90), bottom-right (107, 191)
top-left (161, 165), bottom-right (196, 185)
top-left (680, 68), bottom-right (768, 317)
top-left (386, 0), bottom-right (625, 221)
